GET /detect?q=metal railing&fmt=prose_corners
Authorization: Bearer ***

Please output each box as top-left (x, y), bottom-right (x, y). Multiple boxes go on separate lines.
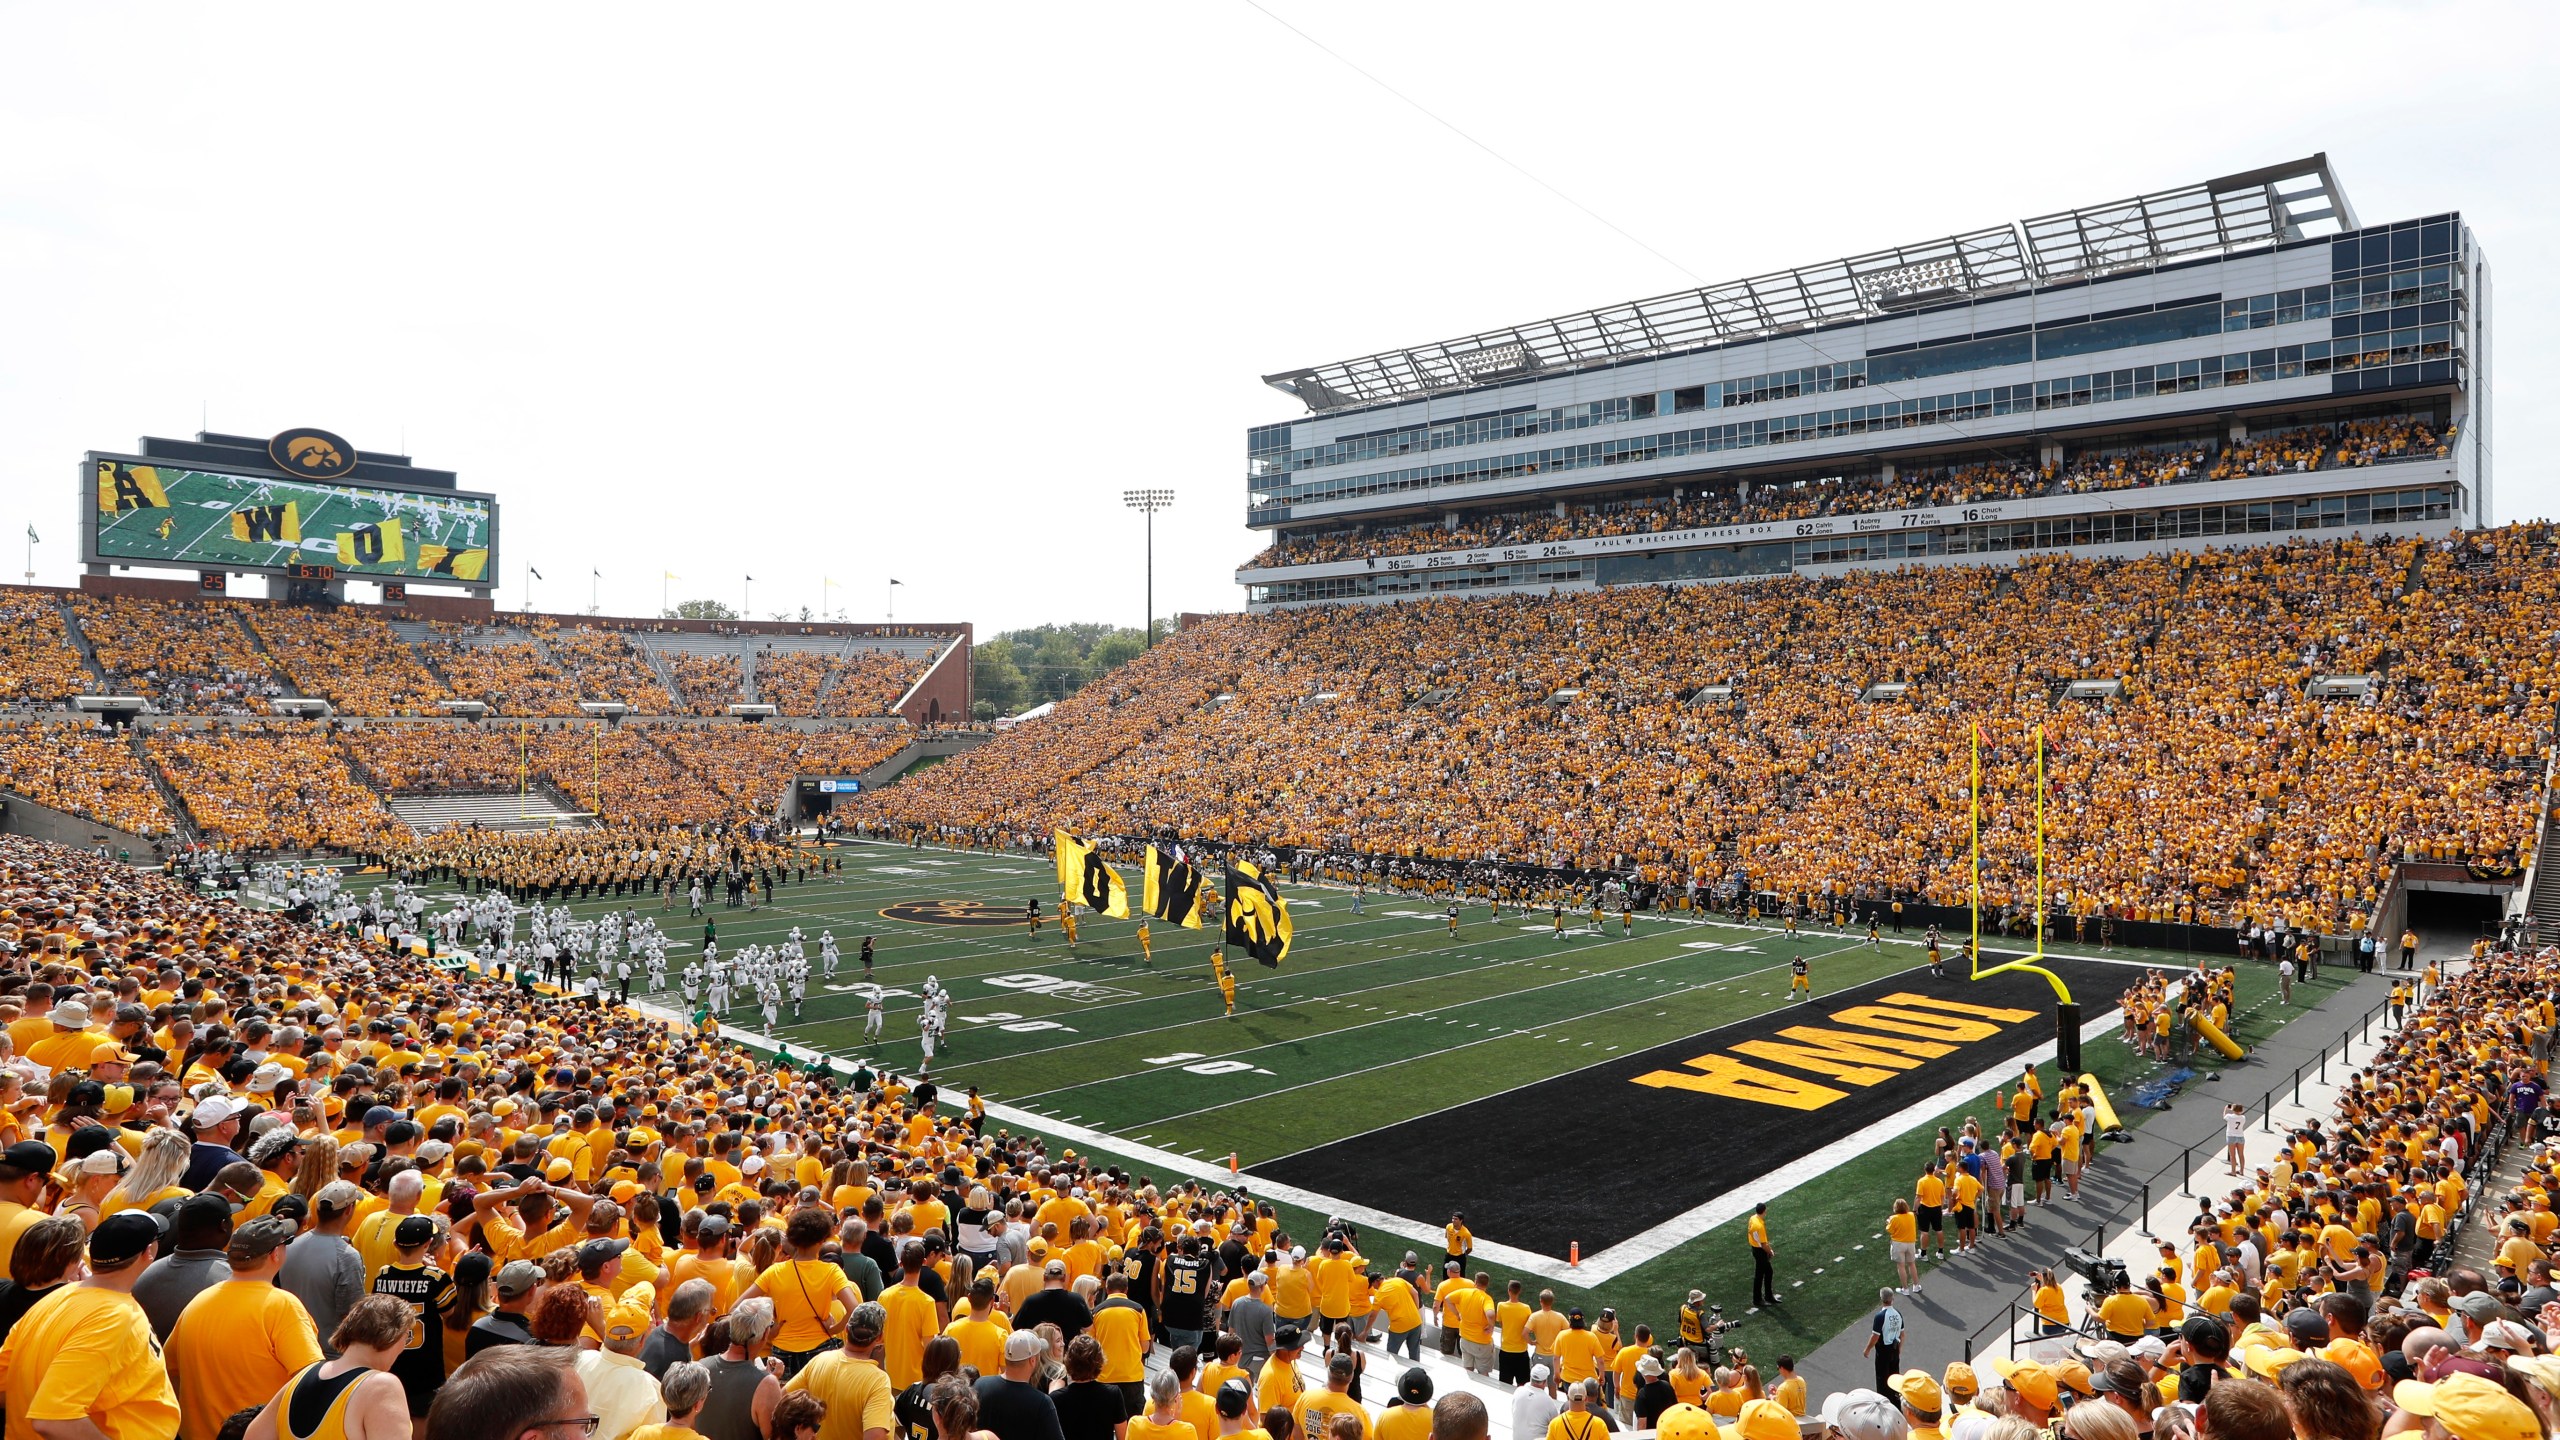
top-left (1961, 992), bottom-right (2417, 1361)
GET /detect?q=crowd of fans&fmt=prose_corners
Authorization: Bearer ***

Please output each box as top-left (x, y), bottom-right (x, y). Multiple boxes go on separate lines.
top-left (0, 829), bottom-right (2555, 1440)
top-left (0, 592), bottom-right (91, 708)
top-left (0, 721), bottom-right (175, 837)
top-left (869, 527), bottom-right (2557, 936)
top-left (1245, 418), bottom-right (2449, 571)
top-left (539, 623), bottom-right (682, 714)
top-left (666, 650), bottom-right (747, 715)
top-left (246, 606), bottom-right (448, 717)
top-left (69, 597), bottom-right (286, 715)
top-left (422, 625), bottom-right (589, 718)
top-left (147, 724), bottom-right (403, 852)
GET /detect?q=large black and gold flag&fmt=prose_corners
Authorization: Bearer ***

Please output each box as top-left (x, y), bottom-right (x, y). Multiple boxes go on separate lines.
top-left (1142, 845), bottom-right (1206, 929)
top-left (96, 461), bottom-right (170, 513)
top-left (1053, 829), bottom-right (1130, 918)
top-left (1223, 861), bottom-right (1292, 967)
top-left (229, 502), bottom-right (301, 544)
top-left (419, 544), bottom-right (490, 581)
top-left (335, 518), bottom-right (405, 567)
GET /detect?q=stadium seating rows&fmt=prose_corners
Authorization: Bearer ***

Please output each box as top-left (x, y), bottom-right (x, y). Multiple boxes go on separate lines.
top-left (868, 527), bottom-right (2556, 934)
top-left (1245, 418), bottom-right (2448, 571)
top-left (67, 595), bottom-right (283, 715)
top-left (0, 721), bottom-right (175, 836)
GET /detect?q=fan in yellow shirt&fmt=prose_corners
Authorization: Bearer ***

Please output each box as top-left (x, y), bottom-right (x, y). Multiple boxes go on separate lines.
top-left (0, 1212), bottom-right (178, 1440)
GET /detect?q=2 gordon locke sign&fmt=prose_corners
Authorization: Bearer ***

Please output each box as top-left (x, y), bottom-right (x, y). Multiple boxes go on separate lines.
top-left (1361, 502), bottom-right (2015, 572)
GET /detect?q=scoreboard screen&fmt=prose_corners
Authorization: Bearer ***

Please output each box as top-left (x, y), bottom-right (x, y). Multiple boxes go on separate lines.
top-left (88, 456), bottom-right (500, 587)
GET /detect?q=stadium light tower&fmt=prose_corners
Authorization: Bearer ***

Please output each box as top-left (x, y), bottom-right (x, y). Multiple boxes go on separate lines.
top-left (1123, 489), bottom-right (1175, 649)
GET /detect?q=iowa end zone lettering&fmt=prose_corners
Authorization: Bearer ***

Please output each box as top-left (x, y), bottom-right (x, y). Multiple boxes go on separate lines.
top-left (1632, 993), bottom-right (2038, 1110)
top-left (1257, 958), bottom-right (2117, 1257)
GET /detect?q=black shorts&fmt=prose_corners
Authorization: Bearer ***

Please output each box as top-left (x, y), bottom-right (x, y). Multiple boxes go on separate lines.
top-left (1498, 1350), bottom-right (1532, 1384)
top-left (2032, 1158), bottom-right (2054, 1182)
top-left (1916, 1208), bottom-right (1942, 1233)
top-left (1956, 1205), bottom-right (1979, 1231)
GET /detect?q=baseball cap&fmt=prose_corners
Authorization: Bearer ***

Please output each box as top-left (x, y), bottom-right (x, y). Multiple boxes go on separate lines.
top-left (494, 1260), bottom-right (545, 1298)
top-left (1530, 1364), bottom-right (1552, 1385)
top-left (2128, 1336), bottom-right (2169, 1363)
top-left (88, 1211), bottom-right (161, 1267)
top-left (1819, 1391), bottom-right (1905, 1440)
top-left (1215, 1381), bottom-right (1253, 1419)
top-left (1005, 1331), bottom-right (1046, 1363)
top-left (1654, 1406), bottom-right (1716, 1440)
top-left (2478, 1320), bottom-right (2535, 1354)
top-left (2243, 1347), bottom-right (2308, 1379)
top-left (605, 1303), bottom-right (652, 1340)
top-left (578, 1237), bottom-right (628, 1269)
top-left (1721, 1397), bottom-right (1801, 1440)
top-left (1941, 1362), bottom-right (1979, 1401)
top-left (2321, 1339), bottom-right (2386, 1391)
top-left (843, 1302), bottom-right (887, 1346)
top-left (226, 1215), bottom-right (296, 1264)
top-left (394, 1215), bottom-right (438, 1248)
top-left (1887, 1371), bottom-right (1944, 1412)
top-left (2054, 1360), bottom-right (2096, 1398)
top-left (0, 1140), bottom-right (57, 1177)
top-left (2452, 1292), bottom-right (2501, 1324)
top-left (2392, 1373), bottom-right (2541, 1440)
top-left (191, 1096), bottom-right (238, 1129)
top-left (1990, 1358), bottom-right (2058, 1411)
top-left (1274, 1325), bottom-right (1304, 1351)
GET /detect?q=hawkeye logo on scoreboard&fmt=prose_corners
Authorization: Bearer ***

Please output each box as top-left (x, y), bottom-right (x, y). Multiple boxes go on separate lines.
top-left (1633, 991), bottom-right (2039, 1111)
top-left (879, 899), bottom-right (1022, 928)
top-left (269, 427), bottom-right (358, 480)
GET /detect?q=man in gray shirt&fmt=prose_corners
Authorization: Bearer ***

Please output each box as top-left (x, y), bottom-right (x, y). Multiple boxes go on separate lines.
top-left (276, 1182), bottom-right (366, 1353)
top-left (1228, 1270), bottom-right (1277, 1373)
top-left (134, 1193), bottom-right (235, 1340)
top-left (644, 1279), bottom-right (719, 1378)
top-left (834, 1217), bottom-right (886, 1301)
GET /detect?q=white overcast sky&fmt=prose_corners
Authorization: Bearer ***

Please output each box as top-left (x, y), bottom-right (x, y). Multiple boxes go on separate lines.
top-left (3, 2), bottom-right (2553, 634)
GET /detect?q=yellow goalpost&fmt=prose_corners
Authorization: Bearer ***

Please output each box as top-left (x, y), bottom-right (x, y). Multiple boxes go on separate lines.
top-left (1970, 721), bottom-right (2083, 1070)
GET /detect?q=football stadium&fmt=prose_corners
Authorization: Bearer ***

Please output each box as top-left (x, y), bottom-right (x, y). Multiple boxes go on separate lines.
top-left (2, 19), bottom-right (2558, 1440)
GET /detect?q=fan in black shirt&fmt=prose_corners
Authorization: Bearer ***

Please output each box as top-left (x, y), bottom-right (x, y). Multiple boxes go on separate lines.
top-left (1013, 1263), bottom-right (1096, 1345)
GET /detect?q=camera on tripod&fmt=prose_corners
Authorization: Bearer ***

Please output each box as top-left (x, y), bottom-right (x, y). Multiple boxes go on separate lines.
top-left (2063, 1247), bottom-right (2131, 1308)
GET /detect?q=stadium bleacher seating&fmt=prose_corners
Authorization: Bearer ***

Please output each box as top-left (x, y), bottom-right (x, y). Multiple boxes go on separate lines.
top-left (67, 595), bottom-right (283, 715)
top-left (1245, 418), bottom-right (2448, 571)
top-left (246, 603), bottom-right (447, 715)
top-left (0, 719), bottom-right (176, 836)
top-left (0, 591), bottom-right (90, 707)
top-left (873, 527), bottom-right (2556, 935)
top-left (417, 621), bottom-right (586, 716)
top-left (148, 722), bottom-right (402, 851)
top-left (537, 619), bottom-right (682, 712)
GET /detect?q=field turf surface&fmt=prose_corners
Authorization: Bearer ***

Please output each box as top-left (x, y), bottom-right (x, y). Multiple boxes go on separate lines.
top-left (421, 839), bottom-right (2351, 1355)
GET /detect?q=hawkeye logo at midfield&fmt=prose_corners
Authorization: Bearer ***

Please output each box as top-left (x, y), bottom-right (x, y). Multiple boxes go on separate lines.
top-left (1633, 992), bottom-right (2037, 1111)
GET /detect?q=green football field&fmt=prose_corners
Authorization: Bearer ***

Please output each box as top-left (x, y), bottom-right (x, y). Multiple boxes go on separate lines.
top-left (423, 840), bottom-right (2350, 1356)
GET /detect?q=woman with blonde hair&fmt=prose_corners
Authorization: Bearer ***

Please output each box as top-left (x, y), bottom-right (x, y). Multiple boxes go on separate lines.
top-left (1669, 1347), bottom-right (1708, 1407)
top-left (289, 1133), bottom-right (340, 1207)
top-left (105, 1127), bottom-right (190, 1216)
top-left (2061, 1399), bottom-right (2139, 1440)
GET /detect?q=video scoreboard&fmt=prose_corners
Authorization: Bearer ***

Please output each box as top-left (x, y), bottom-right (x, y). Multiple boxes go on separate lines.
top-left (83, 428), bottom-right (499, 590)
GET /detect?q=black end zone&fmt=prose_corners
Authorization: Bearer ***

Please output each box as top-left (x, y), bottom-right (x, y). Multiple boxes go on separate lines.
top-left (1254, 957), bottom-right (2122, 1259)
